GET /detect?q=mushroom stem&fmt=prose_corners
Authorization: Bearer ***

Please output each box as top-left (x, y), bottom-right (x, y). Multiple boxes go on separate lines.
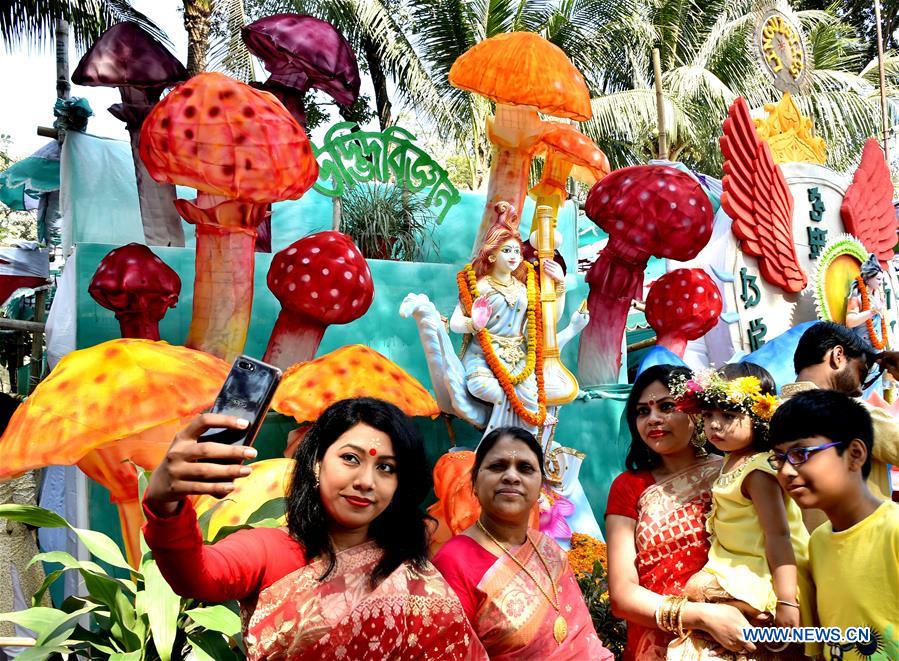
top-left (656, 334), bottom-right (688, 357)
top-left (115, 311), bottom-right (162, 341)
top-left (577, 239), bottom-right (650, 385)
top-left (472, 147), bottom-right (532, 255)
top-left (115, 88), bottom-right (185, 247)
top-left (263, 311), bottom-right (326, 369)
top-left (176, 193), bottom-right (266, 361)
top-left (116, 499), bottom-right (145, 568)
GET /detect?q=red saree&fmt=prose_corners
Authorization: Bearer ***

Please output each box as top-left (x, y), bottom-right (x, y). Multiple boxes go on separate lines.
top-left (606, 460), bottom-right (720, 661)
top-left (471, 531), bottom-right (613, 660)
top-left (243, 540), bottom-right (488, 660)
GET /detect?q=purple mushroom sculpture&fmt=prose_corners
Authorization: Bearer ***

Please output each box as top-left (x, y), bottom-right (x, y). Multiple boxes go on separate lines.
top-left (72, 22), bottom-right (188, 247)
top-left (242, 13), bottom-right (360, 127)
top-left (241, 13), bottom-right (360, 253)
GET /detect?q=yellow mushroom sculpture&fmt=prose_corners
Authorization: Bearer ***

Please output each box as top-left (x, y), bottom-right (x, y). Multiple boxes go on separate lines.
top-left (0, 339), bottom-right (229, 566)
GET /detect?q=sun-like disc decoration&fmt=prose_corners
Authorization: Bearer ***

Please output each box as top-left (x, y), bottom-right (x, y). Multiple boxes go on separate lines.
top-left (811, 234), bottom-right (869, 324)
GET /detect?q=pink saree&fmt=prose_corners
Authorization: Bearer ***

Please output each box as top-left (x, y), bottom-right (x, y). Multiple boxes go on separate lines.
top-left (473, 531), bottom-right (613, 660)
top-left (244, 541), bottom-right (488, 660)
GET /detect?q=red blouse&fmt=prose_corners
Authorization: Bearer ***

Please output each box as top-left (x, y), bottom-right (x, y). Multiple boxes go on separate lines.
top-left (605, 469), bottom-right (656, 520)
top-left (142, 498), bottom-right (306, 603)
top-left (432, 535), bottom-right (498, 623)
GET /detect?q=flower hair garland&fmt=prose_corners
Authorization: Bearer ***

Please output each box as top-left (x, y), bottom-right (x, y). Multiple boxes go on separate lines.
top-left (669, 370), bottom-right (778, 428)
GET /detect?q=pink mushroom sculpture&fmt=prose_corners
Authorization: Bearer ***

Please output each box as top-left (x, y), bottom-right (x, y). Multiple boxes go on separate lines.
top-left (263, 231), bottom-right (374, 369)
top-left (578, 166), bottom-right (714, 384)
top-left (88, 243), bottom-right (181, 340)
top-left (645, 268), bottom-right (722, 357)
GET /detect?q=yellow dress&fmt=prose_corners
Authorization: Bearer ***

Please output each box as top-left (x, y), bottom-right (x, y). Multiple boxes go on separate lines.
top-left (703, 452), bottom-right (814, 623)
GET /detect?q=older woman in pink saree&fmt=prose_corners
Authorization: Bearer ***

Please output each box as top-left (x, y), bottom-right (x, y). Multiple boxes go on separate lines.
top-left (434, 427), bottom-right (613, 660)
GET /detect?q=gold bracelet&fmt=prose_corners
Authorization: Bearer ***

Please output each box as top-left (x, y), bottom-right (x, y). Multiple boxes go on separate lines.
top-left (776, 599), bottom-right (800, 609)
top-left (674, 596), bottom-right (687, 638)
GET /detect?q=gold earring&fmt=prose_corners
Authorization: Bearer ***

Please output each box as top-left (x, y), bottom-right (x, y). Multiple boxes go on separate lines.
top-left (691, 430), bottom-right (708, 457)
top-left (313, 462), bottom-right (320, 488)
top-left (489, 256), bottom-right (496, 263)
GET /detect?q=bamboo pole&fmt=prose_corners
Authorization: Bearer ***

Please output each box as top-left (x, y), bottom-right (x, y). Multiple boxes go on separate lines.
top-left (875, 0), bottom-right (890, 162)
top-left (29, 289), bottom-right (46, 390)
top-left (652, 48), bottom-right (668, 160)
top-left (55, 20), bottom-right (70, 100)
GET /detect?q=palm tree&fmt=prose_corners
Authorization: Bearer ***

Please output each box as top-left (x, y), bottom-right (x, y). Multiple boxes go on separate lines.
top-left (585, 0), bottom-right (899, 175)
top-left (1, 0), bottom-right (165, 49)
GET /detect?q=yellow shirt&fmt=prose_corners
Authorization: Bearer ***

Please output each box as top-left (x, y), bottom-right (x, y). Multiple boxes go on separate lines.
top-left (810, 501), bottom-right (899, 660)
top-left (704, 452), bottom-right (814, 623)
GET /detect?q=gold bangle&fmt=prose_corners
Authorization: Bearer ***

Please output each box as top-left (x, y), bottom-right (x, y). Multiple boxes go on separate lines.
top-left (674, 596), bottom-right (687, 638)
top-left (554, 281), bottom-right (565, 294)
top-left (776, 599), bottom-right (800, 609)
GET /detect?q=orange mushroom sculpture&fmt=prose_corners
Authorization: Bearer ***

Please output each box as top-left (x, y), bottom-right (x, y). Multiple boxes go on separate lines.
top-left (529, 123), bottom-right (610, 225)
top-left (0, 339), bottom-right (229, 565)
top-left (139, 72), bottom-right (319, 361)
top-left (449, 32), bottom-right (591, 255)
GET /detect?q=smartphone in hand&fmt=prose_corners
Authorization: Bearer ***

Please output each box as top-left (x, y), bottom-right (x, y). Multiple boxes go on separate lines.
top-left (199, 355), bottom-right (282, 455)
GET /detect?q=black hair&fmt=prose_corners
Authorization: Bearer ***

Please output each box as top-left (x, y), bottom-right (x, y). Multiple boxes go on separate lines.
top-left (0, 392), bottom-right (21, 434)
top-left (625, 364), bottom-right (693, 472)
top-left (716, 362), bottom-right (776, 450)
top-left (471, 426), bottom-right (546, 486)
top-left (768, 389), bottom-right (874, 479)
top-left (793, 321), bottom-right (873, 374)
top-left (286, 397), bottom-right (432, 586)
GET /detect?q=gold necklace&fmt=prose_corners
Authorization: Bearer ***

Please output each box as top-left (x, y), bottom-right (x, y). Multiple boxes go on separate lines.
top-left (476, 519), bottom-right (568, 644)
top-left (486, 275), bottom-right (522, 306)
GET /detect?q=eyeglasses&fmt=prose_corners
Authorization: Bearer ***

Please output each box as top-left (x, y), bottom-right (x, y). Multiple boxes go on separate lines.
top-left (499, 247), bottom-right (521, 256)
top-left (768, 441), bottom-right (842, 470)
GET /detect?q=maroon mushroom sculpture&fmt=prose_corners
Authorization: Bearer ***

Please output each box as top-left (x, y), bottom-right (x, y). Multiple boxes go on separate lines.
top-left (577, 166), bottom-right (714, 384)
top-left (645, 268), bottom-right (722, 357)
top-left (88, 243), bottom-right (181, 340)
top-left (242, 13), bottom-right (360, 127)
top-left (72, 22), bottom-right (188, 247)
top-left (242, 13), bottom-right (360, 253)
top-left (263, 231), bottom-right (374, 369)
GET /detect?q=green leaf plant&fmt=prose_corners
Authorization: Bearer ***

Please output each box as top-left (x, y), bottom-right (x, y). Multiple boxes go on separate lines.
top-left (0, 493), bottom-right (282, 661)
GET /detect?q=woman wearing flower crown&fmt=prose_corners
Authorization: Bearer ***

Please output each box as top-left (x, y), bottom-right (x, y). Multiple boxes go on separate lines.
top-left (846, 254), bottom-right (890, 353)
top-left (667, 363), bottom-right (815, 661)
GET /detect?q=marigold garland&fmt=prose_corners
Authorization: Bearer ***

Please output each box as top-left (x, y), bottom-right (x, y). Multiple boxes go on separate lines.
top-left (855, 275), bottom-right (889, 350)
top-left (457, 262), bottom-right (547, 427)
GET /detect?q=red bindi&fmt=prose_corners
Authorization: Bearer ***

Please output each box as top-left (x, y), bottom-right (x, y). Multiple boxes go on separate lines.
top-left (369, 448), bottom-right (377, 456)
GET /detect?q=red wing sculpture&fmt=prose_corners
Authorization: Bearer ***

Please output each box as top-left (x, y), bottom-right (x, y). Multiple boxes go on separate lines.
top-left (720, 97), bottom-right (807, 293)
top-left (841, 139), bottom-right (897, 267)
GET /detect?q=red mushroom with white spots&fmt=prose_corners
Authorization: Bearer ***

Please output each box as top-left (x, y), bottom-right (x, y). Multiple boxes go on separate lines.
top-left (577, 165), bottom-right (714, 384)
top-left (645, 268), bottom-right (722, 357)
top-left (88, 243), bottom-right (181, 340)
top-left (263, 231), bottom-right (374, 369)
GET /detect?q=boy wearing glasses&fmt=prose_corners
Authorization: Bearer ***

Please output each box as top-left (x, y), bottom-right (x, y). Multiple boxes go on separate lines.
top-left (784, 321), bottom-right (899, 531)
top-left (769, 390), bottom-right (899, 659)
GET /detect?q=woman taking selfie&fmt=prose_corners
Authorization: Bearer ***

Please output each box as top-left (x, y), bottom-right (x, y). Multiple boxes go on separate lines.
top-left (143, 397), bottom-right (486, 660)
top-left (433, 427), bottom-right (613, 660)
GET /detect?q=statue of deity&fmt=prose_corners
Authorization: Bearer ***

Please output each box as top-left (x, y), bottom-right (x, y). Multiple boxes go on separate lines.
top-left (846, 254), bottom-right (890, 351)
top-left (401, 202), bottom-right (585, 437)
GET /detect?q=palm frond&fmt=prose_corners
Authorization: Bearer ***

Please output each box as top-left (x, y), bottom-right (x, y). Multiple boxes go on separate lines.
top-left (1, 0), bottom-right (168, 51)
top-left (208, 0), bottom-right (254, 82)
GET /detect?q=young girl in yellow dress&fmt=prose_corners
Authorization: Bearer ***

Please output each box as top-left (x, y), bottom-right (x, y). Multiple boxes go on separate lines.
top-left (666, 363), bottom-right (815, 660)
